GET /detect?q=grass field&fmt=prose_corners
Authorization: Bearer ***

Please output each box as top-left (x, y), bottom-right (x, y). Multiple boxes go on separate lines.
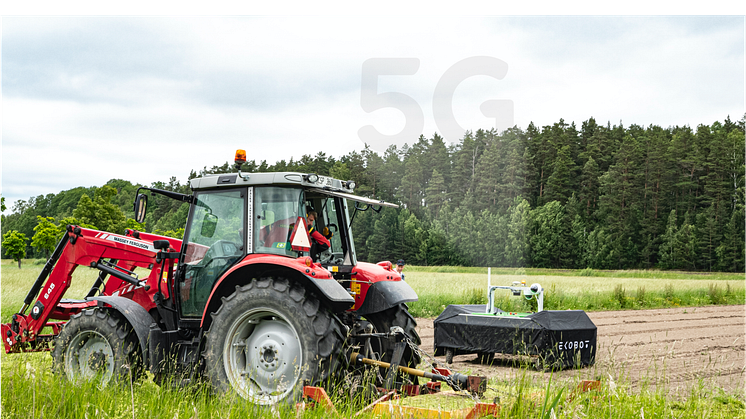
top-left (405, 268), bottom-right (745, 317)
top-left (1, 259), bottom-right (744, 418)
top-left (1, 259), bottom-right (101, 322)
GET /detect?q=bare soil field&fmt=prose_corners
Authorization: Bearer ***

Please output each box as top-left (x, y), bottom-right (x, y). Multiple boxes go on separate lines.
top-left (416, 305), bottom-right (745, 395)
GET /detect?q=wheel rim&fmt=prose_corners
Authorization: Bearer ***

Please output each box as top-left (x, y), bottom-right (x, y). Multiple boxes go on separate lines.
top-left (64, 330), bottom-right (115, 384)
top-left (223, 308), bottom-right (302, 404)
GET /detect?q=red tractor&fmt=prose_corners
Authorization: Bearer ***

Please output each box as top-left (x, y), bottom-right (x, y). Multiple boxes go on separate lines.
top-left (2, 151), bottom-right (421, 405)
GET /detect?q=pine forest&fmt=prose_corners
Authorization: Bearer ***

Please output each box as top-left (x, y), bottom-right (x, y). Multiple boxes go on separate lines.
top-left (2, 116), bottom-right (744, 272)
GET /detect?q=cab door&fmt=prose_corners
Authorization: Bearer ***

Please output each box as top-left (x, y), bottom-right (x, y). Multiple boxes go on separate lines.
top-left (179, 189), bottom-right (246, 317)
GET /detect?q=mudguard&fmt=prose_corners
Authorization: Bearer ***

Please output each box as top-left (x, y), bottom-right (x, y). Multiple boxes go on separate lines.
top-left (354, 280), bottom-right (418, 316)
top-left (201, 258), bottom-right (355, 329)
top-left (90, 296), bottom-right (154, 362)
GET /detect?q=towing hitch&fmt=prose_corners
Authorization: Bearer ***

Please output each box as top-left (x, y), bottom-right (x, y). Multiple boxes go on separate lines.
top-left (349, 352), bottom-right (487, 396)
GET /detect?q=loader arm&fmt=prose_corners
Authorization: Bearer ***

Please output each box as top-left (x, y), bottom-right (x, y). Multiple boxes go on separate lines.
top-left (1, 225), bottom-right (179, 353)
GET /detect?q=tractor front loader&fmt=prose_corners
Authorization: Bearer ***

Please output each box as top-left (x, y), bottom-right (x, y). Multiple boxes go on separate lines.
top-left (2, 150), bottom-right (431, 406)
top-left (2, 224), bottom-right (181, 381)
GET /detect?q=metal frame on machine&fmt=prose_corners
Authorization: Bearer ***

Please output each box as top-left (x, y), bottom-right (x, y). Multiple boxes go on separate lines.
top-left (485, 267), bottom-right (544, 314)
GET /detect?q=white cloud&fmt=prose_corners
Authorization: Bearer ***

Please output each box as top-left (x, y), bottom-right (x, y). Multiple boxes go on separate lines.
top-left (2, 16), bottom-right (743, 212)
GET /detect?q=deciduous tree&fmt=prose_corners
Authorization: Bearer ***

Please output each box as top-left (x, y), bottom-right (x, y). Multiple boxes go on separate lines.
top-left (2, 230), bottom-right (28, 268)
top-left (31, 216), bottom-right (61, 258)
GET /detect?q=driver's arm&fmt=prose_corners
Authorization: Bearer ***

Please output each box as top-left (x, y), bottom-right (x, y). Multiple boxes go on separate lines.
top-left (310, 230), bottom-right (331, 249)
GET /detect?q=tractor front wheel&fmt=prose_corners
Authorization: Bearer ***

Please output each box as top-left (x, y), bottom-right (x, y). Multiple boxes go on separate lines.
top-left (203, 277), bottom-right (345, 405)
top-left (51, 308), bottom-right (142, 385)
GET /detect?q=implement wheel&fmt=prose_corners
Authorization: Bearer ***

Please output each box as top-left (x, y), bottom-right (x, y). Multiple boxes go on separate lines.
top-left (204, 277), bottom-right (345, 405)
top-left (478, 351), bottom-right (495, 365)
top-left (51, 308), bottom-right (142, 385)
top-left (445, 348), bottom-right (454, 364)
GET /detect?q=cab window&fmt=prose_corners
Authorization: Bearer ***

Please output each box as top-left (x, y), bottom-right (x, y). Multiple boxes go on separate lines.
top-left (254, 187), bottom-right (305, 257)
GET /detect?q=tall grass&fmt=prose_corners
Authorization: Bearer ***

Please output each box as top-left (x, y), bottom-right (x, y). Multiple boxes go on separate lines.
top-left (2, 349), bottom-right (743, 418)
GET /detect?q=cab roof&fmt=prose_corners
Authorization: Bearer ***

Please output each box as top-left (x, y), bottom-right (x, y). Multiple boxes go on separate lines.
top-left (190, 172), bottom-right (350, 191)
top-left (189, 172), bottom-right (398, 208)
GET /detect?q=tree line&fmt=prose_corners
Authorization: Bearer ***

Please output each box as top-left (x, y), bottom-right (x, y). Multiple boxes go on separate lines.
top-left (2, 116), bottom-right (744, 272)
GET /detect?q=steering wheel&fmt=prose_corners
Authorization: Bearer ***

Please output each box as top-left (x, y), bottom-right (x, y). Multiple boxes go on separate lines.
top-left (318, 248), bottom-right (333, 263)
top-left (201, 240), bottom-right (239, 261)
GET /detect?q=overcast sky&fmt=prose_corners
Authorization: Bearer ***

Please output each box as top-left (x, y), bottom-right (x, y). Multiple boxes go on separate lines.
top-left (2, 14), bottom-right (744, 213)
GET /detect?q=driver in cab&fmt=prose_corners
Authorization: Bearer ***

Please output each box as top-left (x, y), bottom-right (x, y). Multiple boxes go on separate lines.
top-left (306, 211), bottom-right (331, 260)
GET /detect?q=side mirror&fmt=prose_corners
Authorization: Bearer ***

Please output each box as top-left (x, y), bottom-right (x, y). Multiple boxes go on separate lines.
top-left (134, 194), bottom-right (148, 223)
top-left (201, 213), bottom-right (218, 238)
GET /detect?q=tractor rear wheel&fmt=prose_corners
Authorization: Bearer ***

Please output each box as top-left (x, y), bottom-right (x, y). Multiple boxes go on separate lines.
top-left (203, 276), bottom-right (345, 405)
top-left (51, 308), bottom-right (142, 385)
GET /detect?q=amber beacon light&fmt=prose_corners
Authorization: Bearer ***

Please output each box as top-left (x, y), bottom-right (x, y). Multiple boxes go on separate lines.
top-left (234, 149), bottom-right (250, 180)
top-left (235, 149), bottom-right (247, 165)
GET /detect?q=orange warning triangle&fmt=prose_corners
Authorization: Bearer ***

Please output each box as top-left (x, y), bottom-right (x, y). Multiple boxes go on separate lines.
top-left (289, 216), bottom-right (311, 252)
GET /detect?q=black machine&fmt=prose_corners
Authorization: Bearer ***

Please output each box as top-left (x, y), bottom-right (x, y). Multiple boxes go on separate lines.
top-left (433, 282), bottom-right (597, 369)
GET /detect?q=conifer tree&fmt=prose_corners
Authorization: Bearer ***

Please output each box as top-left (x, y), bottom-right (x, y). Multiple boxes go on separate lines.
top-left (597, 134), bottom-right (643, 268)
top-left (425, 169), bottom-right (447, 218)
top-left (658, 210), bottom-right (678, 269)
top-left (579, 155), bottom-right (601, 226)
top-left (676, 211), bottom-right (697, 270)
top-left (545, 145), bottom-right (575, 204)
top-left (505, 198), bottom-right (530, 267)
top-left (716, 207), bottom-right (745, 272)
top-left (496, 130), bottom-right (527, 211)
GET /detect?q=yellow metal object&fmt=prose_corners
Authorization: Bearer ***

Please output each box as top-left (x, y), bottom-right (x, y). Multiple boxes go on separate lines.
top-left (372, 400), bottom-right (485, 419)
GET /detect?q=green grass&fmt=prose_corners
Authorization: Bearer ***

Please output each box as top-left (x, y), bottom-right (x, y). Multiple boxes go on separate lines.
top-left (2, 259), bottom-right (744, 418)
top-left (2, 350), bottom-right (743, 418)
top-left (407, 265), bottom-right (745, 280)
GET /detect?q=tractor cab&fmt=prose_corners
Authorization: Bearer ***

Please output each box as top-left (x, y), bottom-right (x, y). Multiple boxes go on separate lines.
top-left (134, 150), bottom-right (398, 320)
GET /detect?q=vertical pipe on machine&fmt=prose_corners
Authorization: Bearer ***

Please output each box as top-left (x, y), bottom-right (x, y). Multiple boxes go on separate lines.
top-left (486, 267), bottom-right (491, 313)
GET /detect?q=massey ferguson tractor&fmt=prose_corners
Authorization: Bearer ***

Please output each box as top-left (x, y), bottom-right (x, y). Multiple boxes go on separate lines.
top-left (1, 150), bottom-right (426, 405)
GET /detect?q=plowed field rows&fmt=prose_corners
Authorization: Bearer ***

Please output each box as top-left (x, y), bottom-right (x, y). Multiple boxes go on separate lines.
top-left (416, 305), bottom-right (745, 394)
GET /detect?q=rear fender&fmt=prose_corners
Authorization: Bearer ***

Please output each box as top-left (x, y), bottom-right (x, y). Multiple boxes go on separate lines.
top-left (354, 280), bottom-right (418, 316)
top-left (352, 261), bottom-right (418, 315)
top-left (200, 255), bottom-right (354, 330)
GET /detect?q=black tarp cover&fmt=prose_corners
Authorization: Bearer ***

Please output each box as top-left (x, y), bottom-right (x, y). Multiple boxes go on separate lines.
top-left (433, 305), bottom-right (597, 368)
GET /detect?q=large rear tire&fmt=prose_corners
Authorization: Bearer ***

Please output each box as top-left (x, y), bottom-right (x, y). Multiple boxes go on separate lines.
top-left (364, 303), bottom-right (421, 385)
top-left (51, 308), bottom-right (142, 385)
top-left (203, 276), bottom-right (345, 405)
